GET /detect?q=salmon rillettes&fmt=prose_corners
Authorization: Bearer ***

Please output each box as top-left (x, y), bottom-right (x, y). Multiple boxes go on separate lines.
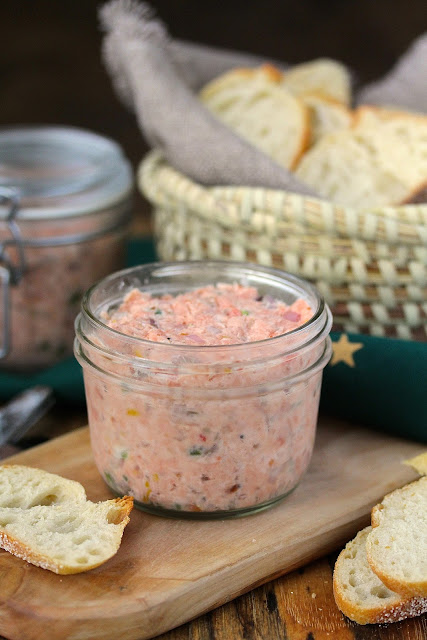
top-left (75, 262), bottom-right (332, 518)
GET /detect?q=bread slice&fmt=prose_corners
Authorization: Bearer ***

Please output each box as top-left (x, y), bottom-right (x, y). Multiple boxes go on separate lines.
top-left (0, 465), bottom-right (133, 574)
top-left (295, 110), bottom-right (427, 208)
top-left (0, 464), bottom-right (87, 508)
top-left (0, 496), bottom-right (133, 574)
top-left (366, 477), bottom-right (427, 598)
top-left (301, 93), bottom-right (353, 146)
top-left (199, 65), bottom-right (310, 169)
top-left (333, 526), bottom-right (427, 624)
top-left (281, 58), bottom-right (352, 105)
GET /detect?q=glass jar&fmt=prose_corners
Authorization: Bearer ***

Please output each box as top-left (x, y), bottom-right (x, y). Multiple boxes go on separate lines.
top-left (75, 261), bottom-right (332, 519)
top-left (0, 126), bottom-right (133, 371)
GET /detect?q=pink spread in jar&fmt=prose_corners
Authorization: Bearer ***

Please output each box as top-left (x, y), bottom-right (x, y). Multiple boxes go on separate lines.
top-left (75, 262), bottom-right (332, 518)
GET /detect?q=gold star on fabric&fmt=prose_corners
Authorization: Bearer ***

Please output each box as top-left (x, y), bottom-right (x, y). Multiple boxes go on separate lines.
top-left (330, 334), bottom-right (364, 367)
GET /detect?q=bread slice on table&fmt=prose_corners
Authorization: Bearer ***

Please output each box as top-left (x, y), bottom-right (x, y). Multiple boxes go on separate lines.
top-left (365, 477), bottom-right (427, 598)
top-left (199, 65), bottom-right (310, 170)
top-left (280, 58), bottom-right (352, 105)
top-left (0, 465), bottom-right (133, 574)
top-left (333, 526), bottom-right (427, 624)
top-left (295, 109), bottom-right (427, 208)
top-left (0, 464), bottom-right (87, 508)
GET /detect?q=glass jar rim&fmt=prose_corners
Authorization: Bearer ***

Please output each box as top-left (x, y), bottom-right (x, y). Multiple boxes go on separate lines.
top-left (0, 125), bottom-right (133, 220)
top-left (80, 260), bottom-right (330, 356)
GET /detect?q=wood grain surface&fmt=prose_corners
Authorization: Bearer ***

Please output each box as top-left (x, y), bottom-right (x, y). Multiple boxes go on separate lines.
top-left (0, 416), bottom-right (424, 640)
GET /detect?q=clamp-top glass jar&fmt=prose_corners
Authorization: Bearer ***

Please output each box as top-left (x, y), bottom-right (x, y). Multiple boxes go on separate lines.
top-left (0, 126), bottom-right (133, 371)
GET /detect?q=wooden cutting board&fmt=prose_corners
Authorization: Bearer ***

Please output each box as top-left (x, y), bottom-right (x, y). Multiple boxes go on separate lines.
top-left (0, 416), bottom-right (424, 640)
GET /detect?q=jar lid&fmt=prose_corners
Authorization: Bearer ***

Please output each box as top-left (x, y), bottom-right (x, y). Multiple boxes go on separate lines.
top-left (0, 126), bottom-right (133, 219)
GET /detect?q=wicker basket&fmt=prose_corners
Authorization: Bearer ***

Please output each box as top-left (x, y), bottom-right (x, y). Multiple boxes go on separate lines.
top-left (139, 150), bottom-right (427, 341)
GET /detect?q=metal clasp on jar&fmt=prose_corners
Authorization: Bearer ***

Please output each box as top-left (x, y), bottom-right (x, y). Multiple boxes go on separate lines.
top-left (0, 187), bottom-right (26, 358)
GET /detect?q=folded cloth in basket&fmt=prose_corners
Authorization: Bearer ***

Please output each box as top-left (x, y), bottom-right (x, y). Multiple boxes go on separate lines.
top-left (99, 0), bottom-right (427, 191)
top-left (99, 0), bottom-right (315, 193)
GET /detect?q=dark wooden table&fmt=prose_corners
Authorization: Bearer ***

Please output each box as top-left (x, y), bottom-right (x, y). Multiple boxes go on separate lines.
top-left (1, 406), bottom-right (425, 640)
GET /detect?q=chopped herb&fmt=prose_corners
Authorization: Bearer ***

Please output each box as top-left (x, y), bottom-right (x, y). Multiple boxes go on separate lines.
top-left (154, 309), bottom-right (162, 315)
top-left (174, 503), bottom-right (182, 510)
top-left (120, 450), bottom-right (128, 459)
top-left (123, 474), bottom-right (129, 482)
top-left (241, 309), bottom-right (250, 315)
top-left (105, 472), bottom-right (115, 486)
top-left (189, 447), bottom-right (202, 456)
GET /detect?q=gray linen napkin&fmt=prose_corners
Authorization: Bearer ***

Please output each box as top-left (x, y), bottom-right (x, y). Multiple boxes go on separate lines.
top-left (99, 0), bottom-right (315, 193)
top-left (100, 0), bottom-right (427, 191)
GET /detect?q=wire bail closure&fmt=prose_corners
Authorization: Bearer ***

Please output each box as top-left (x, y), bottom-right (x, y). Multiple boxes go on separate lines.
top-left (0, 187), bottom-right (26, 358)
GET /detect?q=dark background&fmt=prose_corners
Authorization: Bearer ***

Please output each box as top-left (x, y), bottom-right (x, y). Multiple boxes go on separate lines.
top-left (1, 0), bottom-right (426, 229)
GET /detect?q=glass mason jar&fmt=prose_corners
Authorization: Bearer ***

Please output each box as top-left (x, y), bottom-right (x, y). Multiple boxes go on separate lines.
top-left (75, 261), bottom-right (332, 519)
top-left (0, 126), bottom-right (133, 371)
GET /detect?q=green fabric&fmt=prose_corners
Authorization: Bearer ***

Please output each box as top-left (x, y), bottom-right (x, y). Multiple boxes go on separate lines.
top-left (321, 333), bottom-right (427, 443)
top-left (1, 237), bottom-right (425, 442)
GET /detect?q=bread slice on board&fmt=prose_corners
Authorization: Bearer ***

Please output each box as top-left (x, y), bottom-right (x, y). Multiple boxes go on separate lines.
top-left (280, 58), bottom-right (352, 105)
top-left (366, 477), bottom-right (427, 598)
top-left (199, 65), bottom-right (310, 170)
top-left (0, 496), bottom-right (133, 574)
top-left (333, 526), bottom-right (427, 624)
top-left (0, 465), bottom-right (133, 574)
top-left (0, 464), bottom-right (87, 508)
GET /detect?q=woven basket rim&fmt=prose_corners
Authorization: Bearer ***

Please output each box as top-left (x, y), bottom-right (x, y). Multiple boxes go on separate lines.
top-left (139, 150), bottom-right (427, 248)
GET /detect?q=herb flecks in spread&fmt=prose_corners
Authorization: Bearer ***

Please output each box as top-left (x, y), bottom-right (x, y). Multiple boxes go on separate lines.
top-left (104, 283), bottom-right (312, 346)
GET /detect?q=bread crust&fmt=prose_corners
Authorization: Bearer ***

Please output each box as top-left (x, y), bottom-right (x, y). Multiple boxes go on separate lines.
top-left (200, 65), bottom-right (310, 170)
top-left (333, 527), bottom-right (427, 625)
top-left (366, 479), bottom-right (427, 598)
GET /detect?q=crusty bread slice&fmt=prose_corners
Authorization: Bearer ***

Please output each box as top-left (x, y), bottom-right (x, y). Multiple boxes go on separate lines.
top-left (333, 526), bottom-right (427, 624)
top-left (0, 465), bottom-right (133, 574)
top-left (301, 93), bottom-right (353, 146)
top-left (0, 496), bottom-right (133, 574)
top-left (366, 477), bottom-right (427, 598)
top-left (0, 464), bottom-right (87, 508)
top-left (295, 111), bottom-right (427, 207)
top-left (199, 65), bottom-right (310, 170)
top-left (281, 58), bottom-right (352, 105)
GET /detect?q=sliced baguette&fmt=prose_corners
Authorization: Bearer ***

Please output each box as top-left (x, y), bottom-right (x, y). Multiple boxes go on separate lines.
top-left (366, 477), bottom-right (427, 598)
top-left (0, 465), bottom-right (133, 574)
top-left (281, 58), bottom-right (352, 105)
top-left (295, 112), bottom-right (427, 208)
top-left (0, 496), bottom-right (133, 574)
top-left (199, 65), bottom-right (310, 170)
top-left (301, 93), bottom-right (353, 146)
top-left (333, 526), bottom-right (427, 624)
top-left (0, 464), bottom-right (87, 508)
